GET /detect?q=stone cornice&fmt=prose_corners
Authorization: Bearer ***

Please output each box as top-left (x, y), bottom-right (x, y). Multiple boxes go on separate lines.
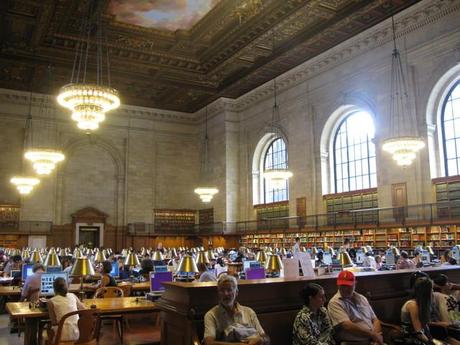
top-left (233, 0), bottom-right (460, 111)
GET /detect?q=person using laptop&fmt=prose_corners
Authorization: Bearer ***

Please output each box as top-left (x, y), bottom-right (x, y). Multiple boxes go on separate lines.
top-left (20, 263), bottom-right (45, 303)
top-left (47, 277), bottom-right (86, 342)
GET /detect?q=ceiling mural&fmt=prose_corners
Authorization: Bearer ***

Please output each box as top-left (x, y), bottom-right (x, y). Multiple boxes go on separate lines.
top-left (108, 0), bottom-right (221, 31)
top-left (0, 0), bottom-right (421, 113)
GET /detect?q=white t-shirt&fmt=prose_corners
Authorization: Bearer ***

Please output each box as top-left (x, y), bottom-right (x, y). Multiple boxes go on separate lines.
top-left (49, 293), bottom-right (80, 341)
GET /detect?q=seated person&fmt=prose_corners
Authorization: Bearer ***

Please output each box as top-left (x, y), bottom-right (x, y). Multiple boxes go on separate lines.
top-left (3, 255), bottom-right (22, 277)
top-left (315, 252), bottom-right (325, 268)
top-left (433, 274), bottom-right (460, 326)
top-left (374, 255), bottom-right (383, 270)
top-left (47, 277), bottom-right (86, 342)
top-left (362, 252), bottom-right (377, 270)
top-left (98, 260), bottom-right (117, 287)
top-left (139, 258), bottom-right (154, 277)
top-left (401, 276), bottom-right (457, 344)
top-left (328, 270), bottom-right (384, 345)
top-left (292, 282), bottom-right (334, 345)
top-left (396, 251), bottom-right (416, 270)
top-left (20, 263), bottom-right (45, 303)
top-left (198, 262), bottom-right (217, 282)
top-left (204, 275), bottom-right (269, 345)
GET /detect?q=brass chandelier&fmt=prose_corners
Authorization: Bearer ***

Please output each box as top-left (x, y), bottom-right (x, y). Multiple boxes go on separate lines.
top-left (57, 0), bottom-right (120, 131)
top-left (381, 17), bottom-right (424, 166)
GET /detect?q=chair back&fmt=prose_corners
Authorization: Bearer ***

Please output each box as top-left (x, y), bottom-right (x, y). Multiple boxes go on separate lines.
top-left (53, 308), bottom-right (100, 345)
top-left (117, 282), bottom-right (132, 297)
top-left (94, 286), bottom-right (124, 298)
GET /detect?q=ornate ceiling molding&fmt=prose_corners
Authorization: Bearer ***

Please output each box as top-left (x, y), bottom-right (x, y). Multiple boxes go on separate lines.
top-left (233, 0), bottom-right (460, 111)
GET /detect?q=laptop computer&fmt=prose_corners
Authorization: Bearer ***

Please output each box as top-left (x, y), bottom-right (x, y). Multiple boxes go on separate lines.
top-left (40, 272), bottom-right (68, 297)
top-left (149, 271), bottom-right (173, 292)
top-left (46, 266), bottom-right (63, 273)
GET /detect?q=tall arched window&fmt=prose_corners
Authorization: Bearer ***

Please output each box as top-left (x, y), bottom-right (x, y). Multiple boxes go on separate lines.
top-left (441, 81), bottom-right (460, 176)
top-left (263, 137), bottom-right (289, 203)
top-left (333, 111), bottom-right (376, 193)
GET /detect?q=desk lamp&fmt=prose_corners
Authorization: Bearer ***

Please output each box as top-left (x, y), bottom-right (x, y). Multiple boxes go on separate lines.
top-left (73, 248), bottom-right (83, 258)
top-left (124, 252), bottom-right (141, 279)
top-left (206, 250), bottom-right (216, 260)
top-left (170, 248), bottom-right (178, 259)
top-left (337, 251), bottom-right (353, 268)
top-left (361, 246), bottom-right (368, 254)
top-left (426, 246), bottom-right (434, 256)
top-left (390, 246), bottom-right (401, 257)
top-left (93, 250), bottom-right (107, 263)
top-left (30, 249), bottom-right (43, 264)
top-left (176, 254), bottom-right (199, 281)
top-left (70, 256), bottom-right (95, 299)
top-left (195, 252), bottom-right (209, 265)
top-left (44, 248), bottom-right (61, 267)
top-left (265, 254), bottom-right (283, 278)
top-left (256, 251), bottom-right (267, 265)
top-left (21, 249), bottom-right (31, 262)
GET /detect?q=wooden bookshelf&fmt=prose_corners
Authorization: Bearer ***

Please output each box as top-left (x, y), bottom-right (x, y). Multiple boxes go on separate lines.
top-left (324, 189), bottom-right (378, 225)
top-left (153, 209), bottom-right (196, 232)
top-left (433, 177), bottom-right (460, 218)
top-left (198, 208), bottom-right (214, 224)
top-left (0, 204), bottom-right (20, 231)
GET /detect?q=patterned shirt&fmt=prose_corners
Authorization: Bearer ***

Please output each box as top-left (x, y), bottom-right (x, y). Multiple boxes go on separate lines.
top-left (292, 305), bottom-right (335, 345)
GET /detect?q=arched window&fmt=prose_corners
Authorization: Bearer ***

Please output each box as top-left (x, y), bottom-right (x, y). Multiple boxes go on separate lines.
top-left (441, 81), bottom-right (460, 176)
top-left (263, 137), bottom-right (289, 203)
top-left (333, 111), bottom-right (376, 193)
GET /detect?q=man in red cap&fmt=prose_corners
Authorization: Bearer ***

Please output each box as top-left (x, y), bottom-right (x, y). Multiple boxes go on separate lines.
top-left (327, 270), bottom-right (384, 345)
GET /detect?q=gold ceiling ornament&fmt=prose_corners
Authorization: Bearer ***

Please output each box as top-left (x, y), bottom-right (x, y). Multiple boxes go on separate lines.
top-left (381, 17), bottom-right (424, 166)
top-left (57, 1), bottom-right (120, 131)
top-left (233, 0), bottom-right (264, 24)
top-left (194, 106), bottom-right (219, 203)
top-left (263, 76), bottom-right (293, 189)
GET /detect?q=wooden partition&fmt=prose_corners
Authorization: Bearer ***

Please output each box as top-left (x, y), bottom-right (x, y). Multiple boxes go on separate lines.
top-left (157, 266), bottom-right (460, 345)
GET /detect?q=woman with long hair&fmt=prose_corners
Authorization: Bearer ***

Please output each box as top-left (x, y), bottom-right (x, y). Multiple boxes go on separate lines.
top-left (292, 283), bottom-right (334, 345)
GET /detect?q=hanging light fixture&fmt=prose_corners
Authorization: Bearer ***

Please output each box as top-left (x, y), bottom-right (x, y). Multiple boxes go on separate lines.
top-left (57, 0), bottom-right (120, 131)
top-left (24, 66), bottom-right (65, 175)
top-left (11, 91), bottom-right (40, 195)
top-left (381, 17), bottom-right (424, 166)
top-left (194, 107), bottom-right (219, 203)
top-left (263, 77), bottom-right (293, 188)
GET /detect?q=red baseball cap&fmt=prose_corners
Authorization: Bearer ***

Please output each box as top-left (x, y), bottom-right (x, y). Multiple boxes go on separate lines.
top-left (337, 270), bottom-right (356, 286)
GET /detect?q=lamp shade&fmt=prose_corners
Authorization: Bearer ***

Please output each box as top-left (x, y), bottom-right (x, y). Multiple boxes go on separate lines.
top-left (124, 252), bottom-right (140, 267)
top-left (22, 249), bottom-right (31, 261)
top-left (338, 252), bottom-right (353, 267)
top-left (280, 248), bottom-right (287, 256)
top-left (426, 246), bottom-right (434, 255)
top-left (256, 251), bottom-right (267, 263)
top-left (391, 246), bottom-right (401, 257)
top-left (206, 250), bottom-right (216, 260)
top-left (195, 251), bottom-right (210, 265)
top-left (73, 249), bottom-right (83, 258)
top-left (30, 250), bottom-right (43, 264)
top-left (70, 257), bottom-right (95, 276)
top-left (177, 255), bottom-right (199, 273)
top-left (361, 246), bottom-right (368, 254)
top-left (94, 250), bottom-right (107, 262)
top-left (265, 254), bottom-right (283, 272)
top-left (170, 248), bottom-right (178, 258)
top-left (44, 248), bottom-right (61, 267)
top-left (152, 250), bottom-right (164, 261)
top-left (311, 247), bottom-right (318, 255)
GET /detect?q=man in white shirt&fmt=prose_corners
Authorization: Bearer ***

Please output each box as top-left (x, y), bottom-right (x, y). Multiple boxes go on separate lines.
top-left (204, 275), bottom-right (269, 345)
top-left (292, 237), bottom-right (301, 257)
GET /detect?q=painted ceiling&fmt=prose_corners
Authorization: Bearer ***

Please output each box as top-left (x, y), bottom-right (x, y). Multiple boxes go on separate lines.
top-left (0, 0), bottom-right (421, 113)
top-left (108, 0), bottom-right (221, 31)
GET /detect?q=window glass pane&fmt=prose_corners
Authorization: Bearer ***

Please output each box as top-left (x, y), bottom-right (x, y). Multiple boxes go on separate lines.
top-left (445, 121), bottom-right (455, 140)
top-left (333, 111), bottom-right (376, 192)
top-left (443, 83), bottom-right (460, 176)
top-left (448, 159), bottom-right (458, 176)
top-left (444, 103), bottom-right (453, 120)
top-left (263, 137), bottom-right (289, 202)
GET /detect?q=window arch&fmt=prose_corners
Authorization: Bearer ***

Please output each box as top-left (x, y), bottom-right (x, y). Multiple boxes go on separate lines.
top-left (441, 81), bottom-right (460, 176)
top-left (333, 111), bottom-right (376, 193)
top-left (263, 137), bottom-right (289, 203)
top-left (252, 133), bottom-right (290, 205)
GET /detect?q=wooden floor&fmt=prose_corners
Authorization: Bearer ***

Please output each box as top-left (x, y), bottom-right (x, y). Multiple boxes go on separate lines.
top-left (0, 313), bottom-right (161, 345)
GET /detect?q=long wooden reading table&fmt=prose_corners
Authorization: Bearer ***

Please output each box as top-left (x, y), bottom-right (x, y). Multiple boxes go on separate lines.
top-left (157, 266), bottom-right (460, 345)
top-left (7, 297), bottom-right (159, 345)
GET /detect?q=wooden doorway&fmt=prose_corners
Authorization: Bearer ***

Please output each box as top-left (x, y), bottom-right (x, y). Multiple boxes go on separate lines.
top-left (392, 183), bottom-right (408, 223)
top-left (78, 226), bottom-right (100, 248)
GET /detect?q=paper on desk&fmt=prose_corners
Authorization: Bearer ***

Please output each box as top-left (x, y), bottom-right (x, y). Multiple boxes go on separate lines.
top-left (282, 258), bottom-right (299, 279)
top-left (298, 252), bottom-right (315, 278)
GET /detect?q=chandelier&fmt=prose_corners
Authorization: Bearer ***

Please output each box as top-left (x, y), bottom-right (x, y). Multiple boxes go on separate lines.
top-left (57, 1), bottom-right (120, 131)
top-left (263, 78), bottom-right (293, 187)
top-left (25, 149), bottom-right (65, 175)
top-left (194, 107), bottom-right (219, 203)
top-left (381, 17), bottom-right (424, 166)
top-left (10, 177), bottom-right (40, 195)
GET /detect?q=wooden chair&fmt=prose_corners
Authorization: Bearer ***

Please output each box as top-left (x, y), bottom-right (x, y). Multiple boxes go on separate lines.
top-left (94, 287), bottom-right (124, 344)
top-left (45, 308), bottom-right (100, 345)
